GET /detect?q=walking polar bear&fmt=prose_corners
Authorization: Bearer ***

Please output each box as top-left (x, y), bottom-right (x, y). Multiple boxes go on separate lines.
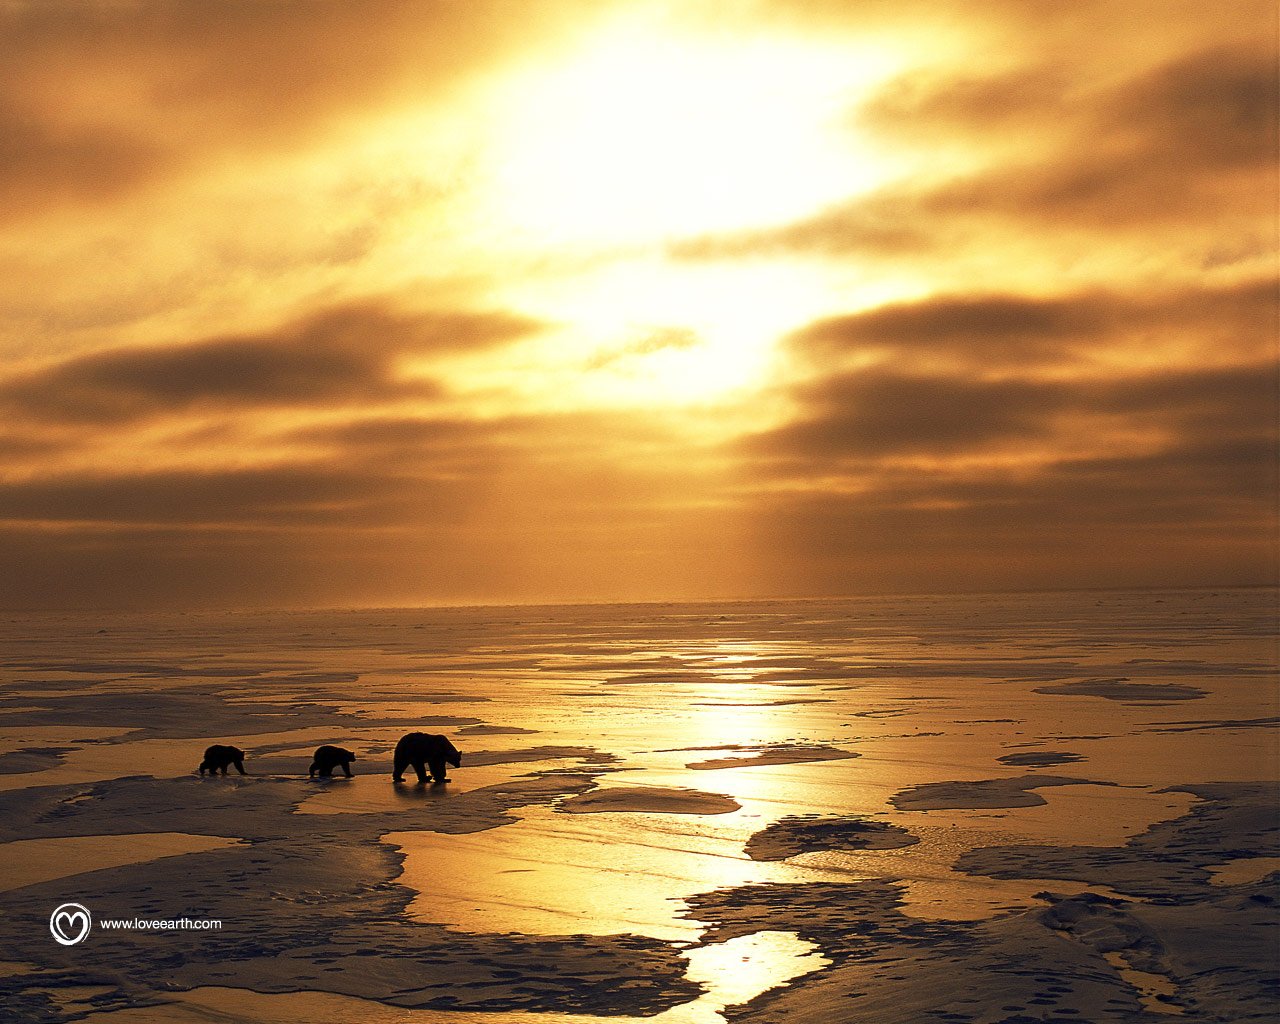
top-left (309, 745), bottom-right (356, 778)
top-left (392, 733), bottom-right (461, 784)
top-left (198, 744), bottom-right (246, 776)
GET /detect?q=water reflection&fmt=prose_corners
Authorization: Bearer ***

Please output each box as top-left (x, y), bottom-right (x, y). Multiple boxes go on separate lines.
top-left (77, 932), bottom-right (828, 1024)
top-left (674, 931), bottom-right (829, 1023)
top-left (386, 805), bottom-right (763, 941)
top-left (384, 752), bottom-right (1206, 935)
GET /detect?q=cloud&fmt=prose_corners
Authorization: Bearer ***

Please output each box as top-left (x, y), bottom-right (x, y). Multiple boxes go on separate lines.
top-left (291, 416), bottom-right (493, 452)
top-left (673, 42), bottom-right (1277, 260)
top-left (744, 416), bottom-right (1276, 594)
top-left (793, 294), bottom-right (1108, 362)
top-left (749, 371), bottom-right (1061, 460)
top-left (667, 194), bottom-right (932, 260)
top-left (746, 457), bottom-right (1275, 594)
top-left (0, 429), bottom-right (511, 607)
top-left (0, 301), bottom-right (541, 425)
top-left (286, 409), bottom-right (706, 477)
top-left (0, 403), bottom-right (751, 609)
top-left (746, 359), bottom-right (1276, 466)
top-left (0, 433), bottom-right (61, 459)
top-left (0, 0), bottom-right (584, 220)
top-left (1108, 44), bottom-right (1278, 170)
top-left (905, 44), bottom-right (1278, 228)
top-left (857, 66), bottom-right (1073, 140)
top-left (0, 100), bottom-right (166, 212)
top-left (0, 464), bottom-right (412, 528)
top-left (860, 42), bottom-right (1276, 168)
top-left (736, 347), bottom-right (1277, 592)
top-left (1090, 363), bottom-right (1278, 437)
top-left (0, 0), bottom-right (1273, 607)
top-left (0, 516), bottom-right (485, 611)
top-left (787, 279), bottom-right (1275, 366)
top-left (584, 327), bottom-right (702, 370)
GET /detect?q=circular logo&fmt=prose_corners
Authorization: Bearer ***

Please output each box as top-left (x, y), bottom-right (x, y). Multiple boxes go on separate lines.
top-left (49, 903), bottom-right (92, 946)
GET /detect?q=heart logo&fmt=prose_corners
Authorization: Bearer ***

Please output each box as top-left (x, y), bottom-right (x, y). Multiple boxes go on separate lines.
top-left (50, 903), bottom-right (91, 946)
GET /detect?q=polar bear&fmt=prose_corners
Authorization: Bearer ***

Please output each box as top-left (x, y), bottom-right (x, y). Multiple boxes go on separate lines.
top-left (309, 745), bottom-right (356, 778)
top-left (392, 733), bottom-right (461, 784)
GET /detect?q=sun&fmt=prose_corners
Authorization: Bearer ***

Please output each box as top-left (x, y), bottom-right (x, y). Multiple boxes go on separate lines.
top-left (433, 12), bottom-right (917, 410)
top-left (482, 15), bottom-right (905, 248)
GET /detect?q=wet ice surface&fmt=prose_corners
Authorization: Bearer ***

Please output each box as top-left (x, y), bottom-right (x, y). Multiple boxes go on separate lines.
top-left (0, 587), bottom-right (1276, 1022)
top-left (0, 834), bottom-right (242, 893)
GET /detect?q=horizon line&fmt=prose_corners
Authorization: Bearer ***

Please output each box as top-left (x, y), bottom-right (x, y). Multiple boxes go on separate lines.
top-left (4, 580), bottom-right (1276, 617)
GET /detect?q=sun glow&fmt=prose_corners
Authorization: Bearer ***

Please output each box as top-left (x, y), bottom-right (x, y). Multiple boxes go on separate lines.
top-left (449, 17), bottom-right (912, 407)
top-left (481, 257), bottom-right (838, 411)
top-left (485, 19), bottom-right (906, 247)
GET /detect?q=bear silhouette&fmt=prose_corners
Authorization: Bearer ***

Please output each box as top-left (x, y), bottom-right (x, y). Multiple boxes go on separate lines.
top-left (393, 732), bottom-right (461, 784)
top-left (199, 744), bottom-right (246, 776)
top-left (309, 745), bottom-right (356, 778)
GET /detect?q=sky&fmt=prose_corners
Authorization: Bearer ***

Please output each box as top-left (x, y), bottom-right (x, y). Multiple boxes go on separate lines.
top-left (0, 0), bottom-right (1276, 610)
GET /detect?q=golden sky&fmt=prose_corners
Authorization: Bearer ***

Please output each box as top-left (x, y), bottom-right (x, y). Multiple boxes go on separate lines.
top-left (0, 0), bottom-right (1276, 608)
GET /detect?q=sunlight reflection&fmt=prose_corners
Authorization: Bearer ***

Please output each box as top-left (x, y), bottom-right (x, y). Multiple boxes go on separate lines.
top-left (91, 933), bottom-right (829, 1024)
top-left (384, 798), bottom-right (861, 942)
top-left (670, 931), bottom-right (831, 1024)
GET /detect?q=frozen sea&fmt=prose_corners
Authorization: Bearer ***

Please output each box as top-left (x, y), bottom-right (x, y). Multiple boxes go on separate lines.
top-left (0, 587), bottom-right (1276, 1022)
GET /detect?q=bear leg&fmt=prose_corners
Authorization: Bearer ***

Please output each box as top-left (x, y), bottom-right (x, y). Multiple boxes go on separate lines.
top-left (341, 762), bottom-right (353, 778)
top-left (412, 759), bottom-right (429, 784)
top-left (428, 757), bottom-right (448, 782)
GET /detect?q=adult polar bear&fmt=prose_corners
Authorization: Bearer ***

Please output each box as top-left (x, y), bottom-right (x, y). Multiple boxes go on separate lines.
top-left (392, 732), bottom-right (461, 784)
